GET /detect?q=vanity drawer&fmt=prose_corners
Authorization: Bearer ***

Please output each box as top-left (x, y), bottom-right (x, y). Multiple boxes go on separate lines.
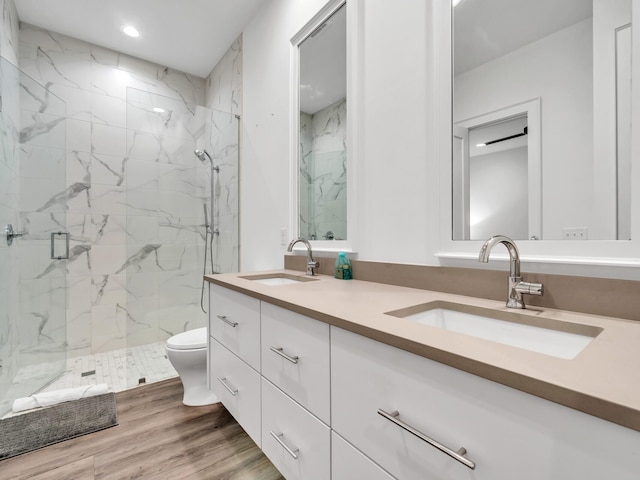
top-left (261, 378), bottom-right (330, 480)
top-left (261, 302), bottom-right (330, 424)
top-left (209, 337), bottom-right (261, 447)
top-left (331, 326), bottom-right (640, 480)
top-left (209, 283), bottom-right (261, 370)
top-left (332, 432), bottom-right (395, 480)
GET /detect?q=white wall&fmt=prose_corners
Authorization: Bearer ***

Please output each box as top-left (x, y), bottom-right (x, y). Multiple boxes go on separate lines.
top-left (241, 0), bottom-right (438, 270)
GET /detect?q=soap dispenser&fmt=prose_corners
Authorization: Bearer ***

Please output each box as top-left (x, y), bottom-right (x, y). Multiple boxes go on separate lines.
top-left (334, 252), bottom-right (352, 280)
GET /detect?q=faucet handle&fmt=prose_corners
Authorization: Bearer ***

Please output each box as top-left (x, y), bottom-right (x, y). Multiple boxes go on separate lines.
top-left (306, 259), bottom-right (319, 276)
top-left (515, 281), bottom-right (543, 296)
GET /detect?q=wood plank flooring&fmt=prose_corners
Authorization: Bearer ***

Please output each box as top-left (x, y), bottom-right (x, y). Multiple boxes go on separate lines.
top-left (0, 377), bottom-right (284, 480)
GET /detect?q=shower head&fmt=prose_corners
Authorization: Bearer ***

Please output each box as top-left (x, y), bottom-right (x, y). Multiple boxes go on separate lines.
top-left (194, 149), bottom-right (213, 163)
top-left (195, 149), bottom-right (220, 173)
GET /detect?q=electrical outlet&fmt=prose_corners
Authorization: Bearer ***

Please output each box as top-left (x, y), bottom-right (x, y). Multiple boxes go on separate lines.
top-left (562, 227), bottom-right (588, 240)
top-left (280, 227), bottom-right (287, 246)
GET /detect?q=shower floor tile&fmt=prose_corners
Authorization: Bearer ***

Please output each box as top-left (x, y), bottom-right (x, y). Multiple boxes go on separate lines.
top-left (1, 342), bottom-right (177, 417)
top-left (42, 342), bottom-right (177, 393)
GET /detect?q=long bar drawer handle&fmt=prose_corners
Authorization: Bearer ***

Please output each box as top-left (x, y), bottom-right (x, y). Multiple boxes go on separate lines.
top-left (269, 346), bottom-right (299, 364)
top-left (217, 314), bottom-right (238, 327)
top-left (217, 377), bottom-right (238, 396)
top-left (377, 408), bottom-right (475, 470)
top-left (269, 431), bottom-right (299, 459)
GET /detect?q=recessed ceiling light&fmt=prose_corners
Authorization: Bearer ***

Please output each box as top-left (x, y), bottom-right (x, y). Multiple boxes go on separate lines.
top-left (452, 0), bottom-right (463, 6)
top-left (121, 25), bottom-right (140, 38)
top-left (152, 107), bottom-right (166, 113)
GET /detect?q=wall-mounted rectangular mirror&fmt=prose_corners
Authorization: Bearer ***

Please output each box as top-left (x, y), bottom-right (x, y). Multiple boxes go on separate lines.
top-left (298, 3), bottom-right (347, 242)
top-left (453, 0), bottom-right (631, 241)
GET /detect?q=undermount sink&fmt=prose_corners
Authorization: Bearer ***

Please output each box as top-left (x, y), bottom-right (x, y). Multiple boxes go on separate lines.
top-left (385, 301), bottom-right (602, 359)
top-left (240, 273), bottom-right (318, 286)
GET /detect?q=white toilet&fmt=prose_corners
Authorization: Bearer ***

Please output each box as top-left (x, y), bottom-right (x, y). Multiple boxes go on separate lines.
top-left (165, 327), bottom-right (219, 406)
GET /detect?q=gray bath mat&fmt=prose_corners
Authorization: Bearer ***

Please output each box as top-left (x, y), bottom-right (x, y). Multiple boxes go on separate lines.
top-left (0, 392), bottom-right (118, 460)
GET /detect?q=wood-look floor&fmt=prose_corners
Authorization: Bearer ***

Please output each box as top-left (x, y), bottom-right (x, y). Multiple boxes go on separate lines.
top-left (0, 377), bottom-right (284, 480)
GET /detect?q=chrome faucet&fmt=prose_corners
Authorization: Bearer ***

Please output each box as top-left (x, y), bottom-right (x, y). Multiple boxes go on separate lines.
top-left (478, 235), bottom-right (543, 309)
top-left (287, 237), bottom-right (320, 276)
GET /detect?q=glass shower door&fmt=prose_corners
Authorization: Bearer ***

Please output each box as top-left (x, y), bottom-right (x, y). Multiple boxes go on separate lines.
top-left (0, 59), bottom-right (67, 416)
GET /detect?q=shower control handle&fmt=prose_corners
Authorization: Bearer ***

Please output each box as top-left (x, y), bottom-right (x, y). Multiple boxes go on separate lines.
top-left (5, 224), bottom-right (25, 246)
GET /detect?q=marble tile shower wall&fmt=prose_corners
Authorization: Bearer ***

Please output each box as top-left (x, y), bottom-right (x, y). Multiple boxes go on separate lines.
top-left (18, 23), bottom-right (208, 356)
top-left (205, 36), bottom-right (242, 276)
top-left (299, 98), bottom-right (347, 240)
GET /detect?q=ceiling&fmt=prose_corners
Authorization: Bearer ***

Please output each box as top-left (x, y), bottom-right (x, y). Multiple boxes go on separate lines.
top-left (454, 0), bottom-right (593, 76)
top-left (13, 0), bottom-right (267, 78)
top-left (300, 5), bottom-right (347, 115)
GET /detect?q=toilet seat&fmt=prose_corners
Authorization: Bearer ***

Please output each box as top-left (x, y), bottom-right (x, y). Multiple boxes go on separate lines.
top-left (166, 327), bottom-right (207, 350)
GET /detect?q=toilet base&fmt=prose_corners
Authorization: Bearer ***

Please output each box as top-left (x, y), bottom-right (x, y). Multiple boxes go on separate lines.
top-left (165, 343), bottom-right (219, 407)
top-left (180, 382), bottom-right (219, 407)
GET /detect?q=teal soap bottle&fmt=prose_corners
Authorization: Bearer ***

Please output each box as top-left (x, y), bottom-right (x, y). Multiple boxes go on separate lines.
top-left (334, 252), bottom-right (352, 280)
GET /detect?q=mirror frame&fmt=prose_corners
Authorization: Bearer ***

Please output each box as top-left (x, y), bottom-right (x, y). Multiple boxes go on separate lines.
top-left (436, 0), bottom-right (640, 278)
top-left (289, 0), bottom-right (359, 254)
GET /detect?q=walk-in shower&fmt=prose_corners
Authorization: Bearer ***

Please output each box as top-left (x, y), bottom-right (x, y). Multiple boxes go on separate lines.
top-left (1, 77), bottom-right (241, 415)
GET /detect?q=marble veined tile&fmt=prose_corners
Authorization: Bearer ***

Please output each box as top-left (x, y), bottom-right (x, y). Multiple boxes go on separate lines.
top-left (20, 178), bottom-right (70, 214)
top-left (125, 188), bottom-right (159, 216)
top-left (66, 214), bottom-right (92, 243)
top-left (63, 182), bottom-right (92, 215)
top-left (89, 184), bottom-right (125, 215)
top-left (18, 41), bottom-right (92, 91)
top-left (90, 244), bottom-right (126, 275)
top-left (19, 111), bottom-right (66, 147)
top-left (20, 23), bottom-right (92, 56)
top-left (125, 215), bottom-right (159, 244)
top-left (91, 92), bottom-right (126, 128)
top-left (121, 244), bottom-right (163, 274)
top-left (158, 215), bottom-right (206, 244)
top-left (90, 62), bottom-right (129, 98)
top-left (126, 159), bottom-right (159, 190)
top-left (16, 211), bottom-right (66, 246)
top-left (92, 214), bottom-right (126, 245)
top-left (91, 123), bottom-right (126, 157)
top-left (1, 0), bottom-right (20, 66)
top-left (66, 150), bottom-right (91, 184)
top-left (91, 303), bottom-right (126, 353)
top-left (90, 153), bottom-right (126, 187)
top-left (157, 303), bottom-right (206, 340)
top-left (158, 163), bottom-right (197, 194)
top-left (19, 144), bottom-right (66, 179)
top-left (126, 271), bottom-right (159, 300)
top-left (92, 273), bottom-right (126, 306)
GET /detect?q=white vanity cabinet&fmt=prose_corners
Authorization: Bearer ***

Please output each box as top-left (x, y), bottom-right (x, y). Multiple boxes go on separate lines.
top-left (260, 302), bottom-right (330, 424)
top-left (207, 280), bottom-right (640, 480)
top-left (331, 326), bottom-right (640, 480)
top-left (208, 283), bottom-right (262, 446)
top-left (261, 378), bottom-right (331, 480)
top-left (209, 336), bottom-right (261, 445)
top-left (331, 432), bottom-right (395, 480)
top-left (209, 283), bottom-right (261, 370)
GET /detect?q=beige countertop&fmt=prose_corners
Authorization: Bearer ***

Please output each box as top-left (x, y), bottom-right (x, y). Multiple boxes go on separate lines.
top-left (206, 270), bottom-right (640, 433)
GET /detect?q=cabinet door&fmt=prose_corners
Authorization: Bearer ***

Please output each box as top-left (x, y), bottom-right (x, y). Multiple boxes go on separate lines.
top-left (331, 326), bottom-right (640, 480)
top-left (209, 283), bottom-right (261, 370)
top-left (209, 337), bottom-right (261, 447)
top-left (261, 378), bottom-right (330, 480)
top-left (332, 432), bottom-right (395, 480)
top-left (261, 302), bottom-right (330, 424)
